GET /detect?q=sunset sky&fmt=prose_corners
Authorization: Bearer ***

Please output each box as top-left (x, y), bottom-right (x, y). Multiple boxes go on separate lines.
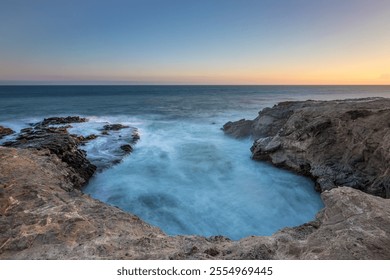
top-left (1, 0), bottom-right (390, 85)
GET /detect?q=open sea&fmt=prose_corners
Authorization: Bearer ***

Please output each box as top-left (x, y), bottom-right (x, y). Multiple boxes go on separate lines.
top-left (1, 85), bottom-right (389, 240)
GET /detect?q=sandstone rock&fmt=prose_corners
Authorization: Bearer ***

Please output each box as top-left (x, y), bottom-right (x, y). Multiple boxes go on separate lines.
top-left (225, 98), bottom-right (390, 198)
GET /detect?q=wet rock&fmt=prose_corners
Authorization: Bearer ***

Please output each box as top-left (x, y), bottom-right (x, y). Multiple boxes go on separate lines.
top-left (39, 116), bottom-right (87, 126)
top-left (102, 124), bottom-right (130, 131)
top-left (120, 144), bottom-right (133, 153)
top-left (77, 134), bottom-right (98, 143)
top-left (0, 126), bottom-right (14, 139)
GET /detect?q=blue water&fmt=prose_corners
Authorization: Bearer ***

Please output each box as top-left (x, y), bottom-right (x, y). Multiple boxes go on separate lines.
top-left (1, 85), bottom-right (389, 239)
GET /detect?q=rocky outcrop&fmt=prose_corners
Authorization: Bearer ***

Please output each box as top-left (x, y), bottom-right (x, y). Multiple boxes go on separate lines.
top-left (39, 116), bottom-right (87, 126)
top-left (3, 117), bottom-right (96, 189)
top-left (0, 126), bottom-right (14, 139)
top-left (1, 146), bottom-right (389, 259)
top-left (222, 119), bottom-right (252, 139)
top-left (224, 98), bottom-right (390, 198)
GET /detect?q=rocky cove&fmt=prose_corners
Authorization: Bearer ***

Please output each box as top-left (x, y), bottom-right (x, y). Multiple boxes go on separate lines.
top-left (1, 98), bottom-right (390, 259)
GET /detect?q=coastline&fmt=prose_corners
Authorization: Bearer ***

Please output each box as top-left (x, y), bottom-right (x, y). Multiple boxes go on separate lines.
top-left (1, 97), bottom-right (390, 259)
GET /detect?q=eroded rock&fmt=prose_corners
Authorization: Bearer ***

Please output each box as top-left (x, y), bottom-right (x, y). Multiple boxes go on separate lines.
top-left (225, 98), bottom-right (390, 197)
top-left (3, 122), bottom-right (96, 189)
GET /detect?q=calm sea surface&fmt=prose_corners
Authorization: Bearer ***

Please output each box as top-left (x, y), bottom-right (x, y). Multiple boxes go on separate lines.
top-left (1, 85), bottom-right (389, 239)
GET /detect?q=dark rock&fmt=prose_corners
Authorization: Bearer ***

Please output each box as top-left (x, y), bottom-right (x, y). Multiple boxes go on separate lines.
top-left (78, 134), bottom-right (98, 143)
top-left (0, 126), bottom-right (14, 139)
top-left (120, 144), bottom-right (133, 153)
top-left (102, 124), bottom-right (130, 131)
top-left (204, 248), bottom-right (219, 256)
top-left (39, 116), bottom-right (87, 126)
top-left (345, 109), bottom-right (373, 120)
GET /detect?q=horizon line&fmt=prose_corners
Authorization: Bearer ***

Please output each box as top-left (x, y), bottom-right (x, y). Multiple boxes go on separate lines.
top-left (1, 84), bottom-right (390, 87)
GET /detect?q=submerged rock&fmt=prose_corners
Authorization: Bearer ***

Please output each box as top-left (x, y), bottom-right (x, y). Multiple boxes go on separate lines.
top-left (224, 98), bottom-right (390, 198)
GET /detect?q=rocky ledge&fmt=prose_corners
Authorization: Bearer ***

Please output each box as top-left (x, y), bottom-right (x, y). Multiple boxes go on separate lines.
top-left (1, 101), bottom-right (390, 259)
top-left (224, 97), bottom-right (390, 198)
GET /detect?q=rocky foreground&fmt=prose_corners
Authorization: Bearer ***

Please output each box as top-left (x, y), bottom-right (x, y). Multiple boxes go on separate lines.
top-left (1, 98), bottom-right (390, 259)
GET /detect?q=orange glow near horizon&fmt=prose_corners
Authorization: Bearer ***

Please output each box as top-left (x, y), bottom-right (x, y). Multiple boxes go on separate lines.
top-left (1, 1), bottom-right (390, 86)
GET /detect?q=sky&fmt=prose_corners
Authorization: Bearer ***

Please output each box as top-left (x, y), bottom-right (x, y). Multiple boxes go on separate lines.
top-left (0, 0), bottom-right (390, 85)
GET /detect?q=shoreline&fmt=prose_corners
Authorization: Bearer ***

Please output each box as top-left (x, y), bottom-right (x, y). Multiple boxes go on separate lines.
top-left (1, 97), bottom-right (390, 259)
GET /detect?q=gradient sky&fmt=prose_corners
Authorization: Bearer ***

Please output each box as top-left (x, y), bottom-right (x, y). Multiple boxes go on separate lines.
top-left (1, 0), bottom-right (390, 85)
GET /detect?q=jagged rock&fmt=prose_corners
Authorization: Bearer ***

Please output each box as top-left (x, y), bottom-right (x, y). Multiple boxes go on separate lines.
top-left (0, 126), bottom-right (14, 139)
top-left (39, 116), bottom-right (87, 126)
top-left (225, 98), bottom-right (390, 198)
top-left (3, 122), bottom-right (96, 189)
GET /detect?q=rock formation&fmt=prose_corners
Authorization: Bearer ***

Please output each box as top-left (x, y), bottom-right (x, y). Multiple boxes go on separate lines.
top-left (3, 117), bottom-right (96, 189)
top-left (1, 99), bottom-right (390, 259)
top-left (224, 98), bottom-right (390, 198)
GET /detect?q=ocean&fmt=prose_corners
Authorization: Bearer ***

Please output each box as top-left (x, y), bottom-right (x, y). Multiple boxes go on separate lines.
top-left (1, 85), bottom-right (389, 240)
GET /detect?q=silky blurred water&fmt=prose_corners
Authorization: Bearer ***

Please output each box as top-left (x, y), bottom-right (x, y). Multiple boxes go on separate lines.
top-left (1, 85), bottom-right (389, 239)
